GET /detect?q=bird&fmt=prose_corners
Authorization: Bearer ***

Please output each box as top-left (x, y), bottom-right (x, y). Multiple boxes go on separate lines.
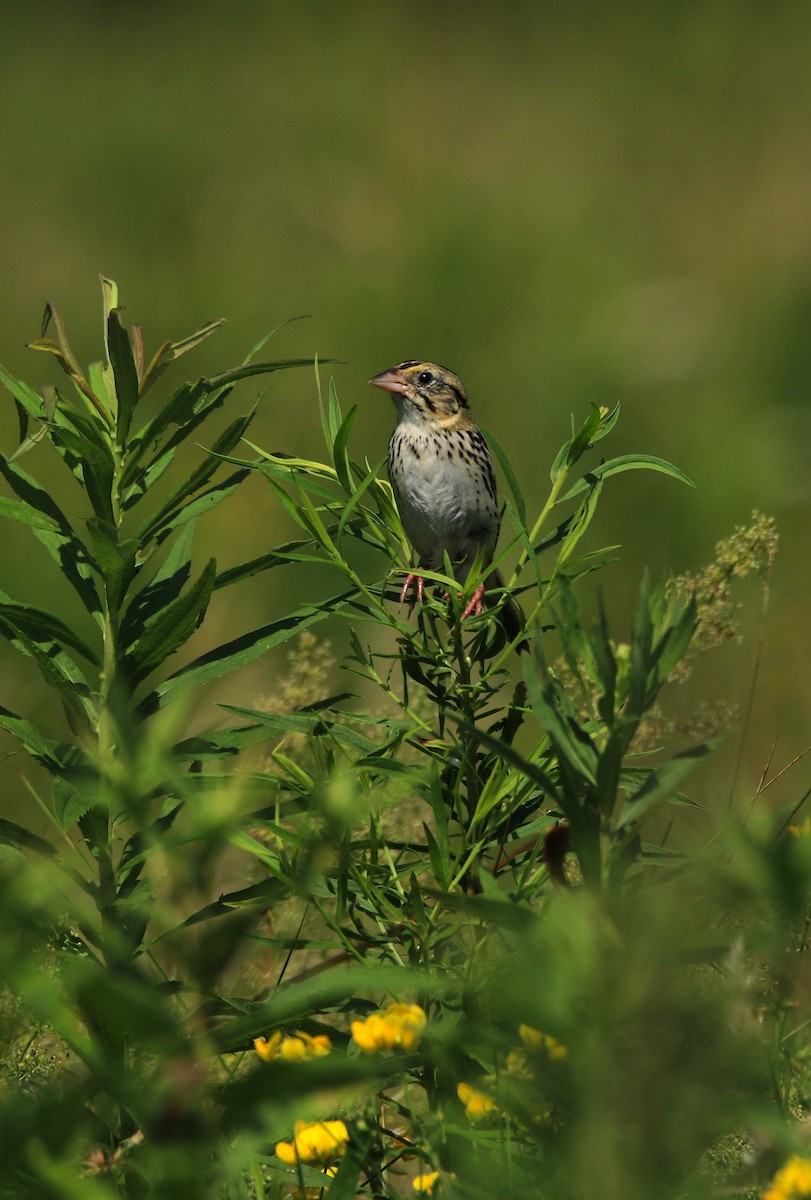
top-left (369, 360), bottom-right (525, 648)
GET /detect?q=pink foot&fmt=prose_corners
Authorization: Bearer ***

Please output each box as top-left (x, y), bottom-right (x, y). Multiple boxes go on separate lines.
top-left (461, 582), bottom-right (486, 620)
top-left (400, 573), bottom-right (425, 609)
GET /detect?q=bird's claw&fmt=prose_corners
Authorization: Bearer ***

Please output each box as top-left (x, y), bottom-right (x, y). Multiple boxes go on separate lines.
top-left (399, 573), bottom-right (425, 610)
top-left (460, 582), bottom-right (486, 621)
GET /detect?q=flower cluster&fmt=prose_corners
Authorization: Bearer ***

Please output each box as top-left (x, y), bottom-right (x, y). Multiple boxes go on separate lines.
top-left (275, 1119), bottom-right (350, 1166)
top-left (764, 1156), bottom-right (811, 1200)
top-left (351, 1002), bottom-right (427, 1053)
top-left (413, 1169), bottom-right (456, 1193)
top-left (457, 1082), bottom-right (499, 1123)
top-left (458, 1026), bottom-right (567, 1127)
top-left (507, 1024), bottom-right (567, 1077)
top-left (518, 1024), bottom-right (567, 1060)
top-left (254, 1030), bottom-right (331, 1062)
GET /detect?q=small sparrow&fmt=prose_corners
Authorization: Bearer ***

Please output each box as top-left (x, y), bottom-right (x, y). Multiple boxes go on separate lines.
top-left (370, 360), bottom-right (525, 647)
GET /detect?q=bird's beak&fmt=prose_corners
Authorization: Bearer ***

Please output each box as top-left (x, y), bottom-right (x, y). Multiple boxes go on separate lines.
top-left (369, 368), bottom-right (409, 394)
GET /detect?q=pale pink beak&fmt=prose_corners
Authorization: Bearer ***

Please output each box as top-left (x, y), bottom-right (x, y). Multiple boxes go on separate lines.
top-left (369, 368), bottom-right (409, 394)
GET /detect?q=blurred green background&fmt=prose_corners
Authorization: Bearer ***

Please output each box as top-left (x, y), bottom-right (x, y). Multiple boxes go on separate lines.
top-left (0, 2), bottom-right (809, 814)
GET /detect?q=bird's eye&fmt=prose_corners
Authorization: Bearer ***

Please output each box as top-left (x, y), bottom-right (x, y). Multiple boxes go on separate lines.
top-left (417, 369), bottom-right (435, 386)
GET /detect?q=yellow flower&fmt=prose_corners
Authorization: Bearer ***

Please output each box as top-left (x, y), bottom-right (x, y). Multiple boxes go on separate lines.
top-left (764, 1155), bottom-right (811, 1199)
top-left (413, 1170), bottom-right (442, 1194)
top-left (254, 1030), bottom-right (331, 1062)
top-left (351, 1003), bottom-right (427, 1053)
top-left (519, 1024), bottom-right (567, 1061)
top-left (789, 819), bottom-right (811, 839)
top-left (275, 1120), bottom-right (349, 1166)
top-left (457, 1082), bottom-right (498, 1123)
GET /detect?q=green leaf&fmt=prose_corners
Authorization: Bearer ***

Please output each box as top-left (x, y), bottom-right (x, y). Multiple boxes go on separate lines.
top-left (484, 428), bottom-right (526, 524)
top-left (567, 404), bottom-right (606, 465)
top-left (556, 476), bottom-right (603, 569)
top-left (332, 403), bottom-right (358, 492)
top-left (0, 452), bottom-right (101, 619)
top-left (136, 589), bottom-right (356, 718)
top-left (218, 700), bottom-right (373, 754)
top-left (0, 705), bottom-right (83, 777)
top-left (124, 557), bottom-right (217, 685)
top-left (0, 360), bottom-right (47, 419)
top-left (0, 494), bottom-right (60, 533)
top-left (125, 379), bottom-right (208, 474)
top-left (168, 877), bottom-right (292, 933)
top-left (0, 817), bottom-right (57, 859)
top-left (86, 519), bottom-right (137, 610)
top-left (327, 373), bottom-right (344, 445)
top-left (523, 653), bottom-right (599, 786)
top-left (617, 741), bottom-right (717, 831)
top-left (211, 963), bottom-right (445, 1052)
top-left (169, 723), bottom-right (273, 761)
top-left (134, 410), bottom-right (257, 547)
top-left (29, 302), bottom-right (111, 425)
top-left (138, 317), bottom-right (226, 397)
top-left (0, 700), bottom-right (65, 768)
top-left (120, 441), bottom-right (176, 510)
top-left (52, 420), bottom-right (115, 522)
top-left (213, 539), bottom-right (311, 590)
top-left (106, 309), bottom-right (140, 442)
top-left (121, 521), bottom-right (196, 648)
top-left (558, 454), bottom-right (695, 503)
top-left (0, 620), bottom-right (94, 736)
top-left (52, 778), bottom-right (94, 832)
top-left (453, 713), bottom-right (562, 805)
top-left (144, 470), bottom-right (251, 564)
top-left (204, 358), bottom-right (340, 391)
top-left (0, 596), bottom-right (99, 666)
top-left (239, 315), bottom-right (311, 367)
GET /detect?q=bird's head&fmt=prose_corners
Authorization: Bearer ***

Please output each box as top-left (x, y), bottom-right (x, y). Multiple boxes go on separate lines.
top-left (369, 361), bottom-right (471, 426)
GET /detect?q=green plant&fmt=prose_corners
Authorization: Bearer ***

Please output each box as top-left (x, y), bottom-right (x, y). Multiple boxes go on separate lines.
top-left (0, 281), bottom-right (807, 1200)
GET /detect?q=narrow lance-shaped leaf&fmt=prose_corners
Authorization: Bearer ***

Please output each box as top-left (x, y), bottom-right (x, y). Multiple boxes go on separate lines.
top-left (0, 361), bottom-right (47, 420)
top-left (86, 519), bottom-right (138, 611)
top-left (136, 589), bottom-right (356, 720)
top-left (332, 403), bottom-right (358, 493)
top-left (617, 740), bottom-right (717, 831)
top-left (0, 452), bottom-right (101, 619)
top-left (212, 538), bottom-right (312, 590)
top-left (138, 317), bottom-right (226, 397)
top-left (28, 301), bottom-right (111, 425)
top-left (134, 409), bottom-right (257, 546)
top-left (558, 454), bottom-right (695, 503)
top-left (484, 428), bottom-right (526, 525)
top-left (138, 469), bottom-right (250, 567)
top-left (121, 521), bottom-right (196, 648)
top-left (0, 595), bottom-right (100, 666)
top-left (556, 477), bottom-right (603, 570)
top-left (0, 620), bottom-right (95, 737)
top-left (107, 309), bottom-right (140, 443)
top-left (0, 818), bottom-right (57, 859)
top-left (124, 379), bottom-right (209, 480)
top-left (523, 652), bottom-right (599, 786)
top-left (0, 704), bottom-right (84, 776)
top-left (204, 357), bottom-right (341, 391)
top-left (0, 494), bottom-right (61, 533)
top-left (124, 557), bottom-right (217, 685)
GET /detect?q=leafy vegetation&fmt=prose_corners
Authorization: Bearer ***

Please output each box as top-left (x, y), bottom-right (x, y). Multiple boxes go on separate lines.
top-left (0, 284), bottom-right (808, 1200)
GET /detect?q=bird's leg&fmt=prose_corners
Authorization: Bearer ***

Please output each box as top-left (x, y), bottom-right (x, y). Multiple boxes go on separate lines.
top-left (460, 581), bottom-right (486, 620)
top-left (399, 573), bottom-right (425, 610)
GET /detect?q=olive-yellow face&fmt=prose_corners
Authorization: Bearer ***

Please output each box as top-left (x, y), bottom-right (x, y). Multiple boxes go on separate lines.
top-left (369, 361), bottom-right (470, 423)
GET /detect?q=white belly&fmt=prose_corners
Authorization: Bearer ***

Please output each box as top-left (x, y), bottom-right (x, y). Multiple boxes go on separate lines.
top-left (389, 426), bottom-right (499, 572)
